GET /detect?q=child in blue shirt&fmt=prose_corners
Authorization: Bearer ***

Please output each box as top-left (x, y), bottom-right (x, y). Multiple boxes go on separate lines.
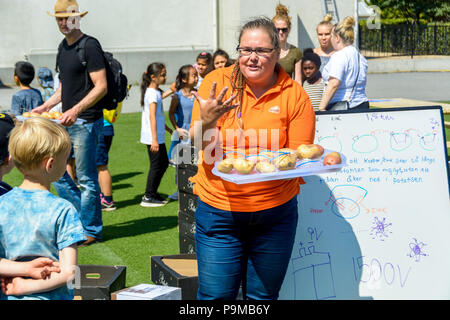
top-left (37, 67), bottom-right (55, 102)
top-left (0, 117), bottom-right (86, 300)
top-left (167, 65), bottom-right (198, 200)
top-left (10, 61), bottom-right (43, 116)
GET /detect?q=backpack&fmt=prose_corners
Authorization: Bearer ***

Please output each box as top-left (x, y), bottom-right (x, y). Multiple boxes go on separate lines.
top-left (56, 35), bottom-right (128, 110)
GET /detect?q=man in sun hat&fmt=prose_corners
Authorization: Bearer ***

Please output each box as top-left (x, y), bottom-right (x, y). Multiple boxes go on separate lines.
top-left (33, 0), bottom-right (107, 246)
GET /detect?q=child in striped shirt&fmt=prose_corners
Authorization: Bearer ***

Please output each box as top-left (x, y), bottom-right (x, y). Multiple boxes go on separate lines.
top-left (301, 49), bottom-right (325, 111)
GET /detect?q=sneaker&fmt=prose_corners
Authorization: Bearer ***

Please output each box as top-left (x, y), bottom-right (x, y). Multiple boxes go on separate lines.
top-left (100, 193), bottom-right (117, 211)
top-left (168, 160), bottom-right (176, 168)
top-left (154, 194), bottom-right (169, 204)
top-left (168, 191), bottom-right (179, 201)
top-left (140, 195), bottom-right (167, 207)
top-left (101, 199), bottom-right (117, 211)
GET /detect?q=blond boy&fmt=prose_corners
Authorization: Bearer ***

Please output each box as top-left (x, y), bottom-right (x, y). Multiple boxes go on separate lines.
top-left (0, 117), bottom-right (86, 300)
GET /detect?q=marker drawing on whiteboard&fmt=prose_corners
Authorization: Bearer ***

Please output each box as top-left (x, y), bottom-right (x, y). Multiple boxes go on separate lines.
top-left (407, 238), bottom-right (428, 262)
top-left (292, 241), bottom-right (336, 300)
top-left (390, 132), bottom-right (412, 152)
top-left (370, 217), bottom-right (392, 241)
top-left (352, 134), bottom-right (378, 154)
top-left (419, 132), bottom-right (438, 151)
top-left (318, 134), bottom-right (342, 153)
top-left (325, 185), bottom-right (368, 220)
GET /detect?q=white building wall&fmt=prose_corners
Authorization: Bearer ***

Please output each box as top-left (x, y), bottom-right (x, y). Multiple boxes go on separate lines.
top-left (0, 0), bottom-right (355, 85)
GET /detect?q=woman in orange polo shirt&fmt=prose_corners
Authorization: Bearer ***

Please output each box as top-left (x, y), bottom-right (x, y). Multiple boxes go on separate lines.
top-left (190, 17), bottom-right (315, 300)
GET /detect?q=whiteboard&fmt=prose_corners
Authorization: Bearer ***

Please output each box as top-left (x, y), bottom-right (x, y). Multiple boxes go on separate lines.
top-left (279, 106), bottom-right (450, 300)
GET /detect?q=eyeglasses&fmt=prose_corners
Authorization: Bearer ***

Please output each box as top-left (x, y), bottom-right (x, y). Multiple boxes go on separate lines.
top-left (236, 46), bottom-right (277, 57)
top-left (277, 27), bottom-right (289, 33)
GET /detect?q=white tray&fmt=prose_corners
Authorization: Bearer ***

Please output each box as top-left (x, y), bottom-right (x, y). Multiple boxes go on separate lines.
top-left (16, 115), bottom-right (86, 125)
top-left (212, 149), bottom-right (346, 184)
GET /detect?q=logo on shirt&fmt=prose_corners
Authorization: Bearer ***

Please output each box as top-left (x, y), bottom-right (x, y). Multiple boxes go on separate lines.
top-left (268, 106), bottom-right (280, 114)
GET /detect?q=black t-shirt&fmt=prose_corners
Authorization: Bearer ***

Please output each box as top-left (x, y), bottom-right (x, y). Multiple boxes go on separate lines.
top-left (58, 34), bottom-right (105, 122)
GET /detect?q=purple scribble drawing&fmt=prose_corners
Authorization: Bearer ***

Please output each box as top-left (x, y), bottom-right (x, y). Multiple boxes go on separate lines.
top-left (407, 238), bottom-right (428, 262)
top-left (370, 217), bottom-right (392, 241)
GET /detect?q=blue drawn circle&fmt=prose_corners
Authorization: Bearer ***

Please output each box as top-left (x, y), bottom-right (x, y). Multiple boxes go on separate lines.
top-left (331, 197), bottom-right (360, 219)
top-left (352, 135), bottom-right (378, 154)
top-left (318, 136), bottom-right (342, 153)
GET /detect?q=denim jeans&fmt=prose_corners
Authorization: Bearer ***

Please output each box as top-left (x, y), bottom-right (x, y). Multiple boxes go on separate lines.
top-left (53, 117), bottom-right (103, 239)
top-left (195, 197), bottom-right (298, 300)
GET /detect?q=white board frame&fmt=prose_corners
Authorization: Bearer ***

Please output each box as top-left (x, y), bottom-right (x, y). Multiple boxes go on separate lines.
top-left (279, 106), bottom-right (450, 300)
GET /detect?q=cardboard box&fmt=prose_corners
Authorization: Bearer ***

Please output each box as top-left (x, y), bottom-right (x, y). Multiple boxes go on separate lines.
top-left (112, 284), bottom-right (181, 300)
top-left (178, 210), bottom-right (196, 239)
top-left (179, 191), bottom-right (198, 216)
top-left (73, 265), bottom-right (126, 300)
top-left (151, 254), bottom-right (198, 300)
top-left (179, 234), bottom-right (196, 254)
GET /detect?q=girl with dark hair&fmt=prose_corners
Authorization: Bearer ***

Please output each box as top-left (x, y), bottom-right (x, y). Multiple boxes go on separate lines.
top-left (139, 63), bottom-right (174, 207)
top-left (166, 64), bottom-right (198, 200)
top-left (194, 52), bottom-right (213, 90)
top-left (301, 49), bottom-right (325, 111)
top-left (213, 49), bottom-right (233, 69)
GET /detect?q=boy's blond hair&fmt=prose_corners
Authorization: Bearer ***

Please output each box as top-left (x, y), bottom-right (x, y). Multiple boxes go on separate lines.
top-left (9, 117), bottom-right (71, 173)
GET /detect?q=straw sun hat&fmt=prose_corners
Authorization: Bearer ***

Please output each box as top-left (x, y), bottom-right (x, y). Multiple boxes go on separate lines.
top-left (47, 0), bottom-right (88, 18)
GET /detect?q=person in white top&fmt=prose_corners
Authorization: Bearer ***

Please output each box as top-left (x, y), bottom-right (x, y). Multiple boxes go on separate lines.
top-left (140, 62), bottom-right (174, 207)
top-left (319, 16), bottom-right (369, 111)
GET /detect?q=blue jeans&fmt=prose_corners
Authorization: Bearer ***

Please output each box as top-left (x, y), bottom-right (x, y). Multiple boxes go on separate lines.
top-left (53, 117), bottom-right (103, 239)
top-left (195, 197), bottom-right (298, 300)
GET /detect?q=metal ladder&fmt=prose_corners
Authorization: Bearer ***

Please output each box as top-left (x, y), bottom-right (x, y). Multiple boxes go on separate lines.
top-left (322, 0), bottom-right (339, 22)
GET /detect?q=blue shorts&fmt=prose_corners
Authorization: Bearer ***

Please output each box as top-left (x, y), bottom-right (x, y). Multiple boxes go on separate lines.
top-left (96, 125), bottom-right (114, 166)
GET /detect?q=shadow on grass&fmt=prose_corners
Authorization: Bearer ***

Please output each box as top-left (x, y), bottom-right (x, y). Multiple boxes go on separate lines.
top-left (112, 171), bottom-right (143, 183)
top-left (115, 194), bottom-right (144, 209)
top-left (112, 183), bottom-right (133, 191)
top-left (115, 193), bottom-right (176, 210)
top-left (102, 215), bottom-right (178, 242)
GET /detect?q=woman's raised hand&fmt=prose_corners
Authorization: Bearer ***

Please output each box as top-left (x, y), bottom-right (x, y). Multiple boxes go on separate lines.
top-left (192, 82), bottom-right (239, 127)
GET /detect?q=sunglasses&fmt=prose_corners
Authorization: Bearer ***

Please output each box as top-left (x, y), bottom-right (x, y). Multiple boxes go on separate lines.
top-left (277, 27), bottom-right (289, 33)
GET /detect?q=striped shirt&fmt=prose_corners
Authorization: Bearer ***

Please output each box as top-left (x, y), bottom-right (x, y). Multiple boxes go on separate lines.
top-left (302, 79), bottom-right (325, 111)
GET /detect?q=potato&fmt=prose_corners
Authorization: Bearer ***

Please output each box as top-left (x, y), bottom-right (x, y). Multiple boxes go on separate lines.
top-left (217, 158), bottom-right (234, 173)
top-left (272, 153), bottom-right (297, 171)
top-left (256, 161), bottom-right (276, 173)
top-left (233, 158), bottom-right (255, 174)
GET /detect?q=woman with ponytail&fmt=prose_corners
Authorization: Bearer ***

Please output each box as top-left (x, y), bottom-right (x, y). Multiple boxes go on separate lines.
top-left (314, 14), bottom-right (336, 72)
top-left (318, 16), bottom-right (369, 111)
top-left (272, 3), bottom-right (303, 83)
top-left (188, 17), bottom-right (315, 300)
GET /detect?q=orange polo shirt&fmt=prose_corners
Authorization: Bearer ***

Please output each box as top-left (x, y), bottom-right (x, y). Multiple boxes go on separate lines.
top-left (190, 65), bottom-right (315, 212)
